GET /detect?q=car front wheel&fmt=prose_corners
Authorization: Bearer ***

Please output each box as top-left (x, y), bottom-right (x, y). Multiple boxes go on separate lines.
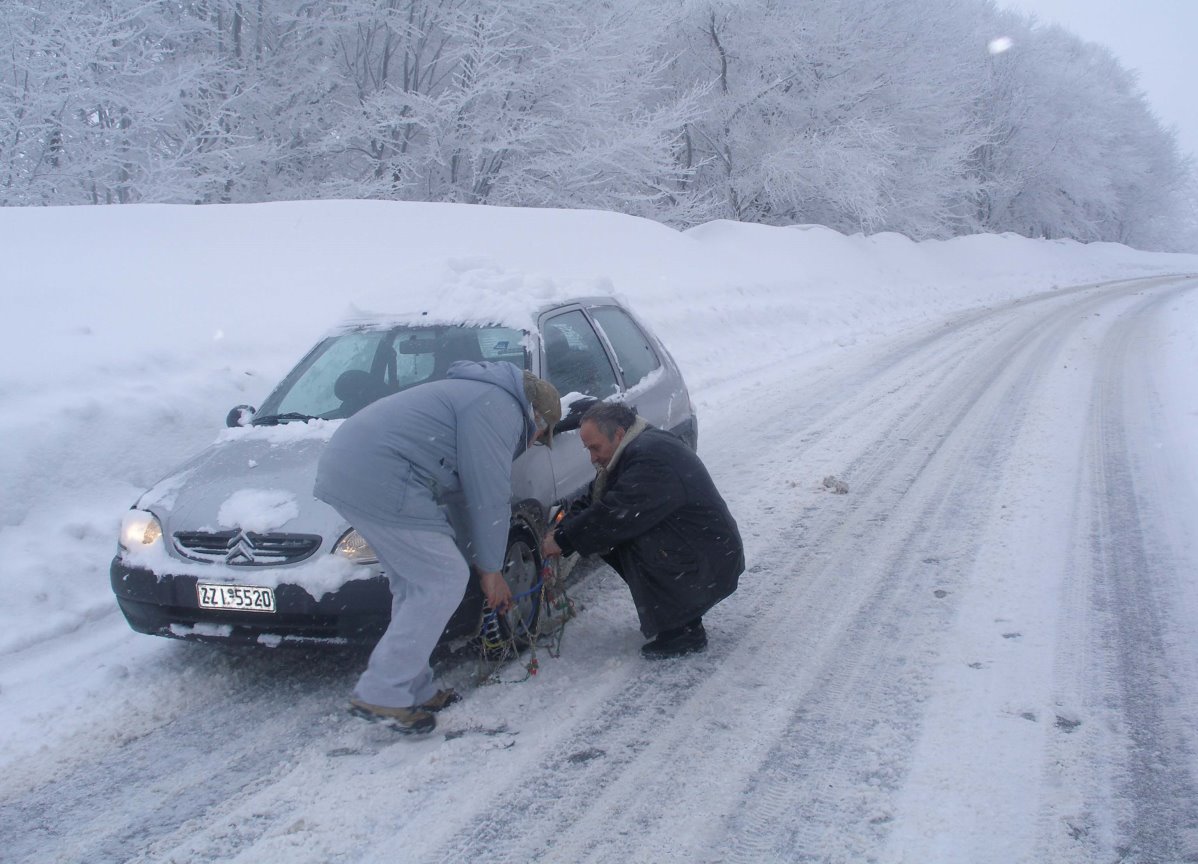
top-left (500, 527), bottom-right (543, 647)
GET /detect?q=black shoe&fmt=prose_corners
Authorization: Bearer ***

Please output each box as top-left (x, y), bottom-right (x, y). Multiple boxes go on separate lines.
top-left (640, 620), bottom-right (707, 659)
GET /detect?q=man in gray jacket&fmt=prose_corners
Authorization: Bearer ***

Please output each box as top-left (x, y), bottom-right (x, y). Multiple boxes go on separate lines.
top-left (315, 360), bottom-right (561, 734)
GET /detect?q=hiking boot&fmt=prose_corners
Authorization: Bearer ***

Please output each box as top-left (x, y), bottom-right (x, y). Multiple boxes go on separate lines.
top-left (348, 698), bottom-right (436, 735)
top-left (418, 688), bottom-right (462, 713)
top-left (640, 620), bottom-right (707, 659)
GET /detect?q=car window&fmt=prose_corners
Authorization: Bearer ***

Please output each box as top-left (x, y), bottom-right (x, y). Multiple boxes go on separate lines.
top-left (477, 330), bottom-right (528, 367)
top-left (589, 306), bottom-right (661, 388)
top-left (542, 310), bottom-right (619, 399)
top-left (379, 326), bottom-right (526, 386)
top-left (259, 325), bottom-right (528, 421)
top-left (273, 330), bottom-right (387, 418)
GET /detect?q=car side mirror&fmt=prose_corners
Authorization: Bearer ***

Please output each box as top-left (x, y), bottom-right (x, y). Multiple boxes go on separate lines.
top-left (553, 397), bottom-right (598, 434)
top-left (226, 405), bottom-right (256, 428)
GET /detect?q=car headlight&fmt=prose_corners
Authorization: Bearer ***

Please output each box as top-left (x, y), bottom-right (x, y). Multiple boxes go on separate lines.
top-left (333, 528), bottom-right (378, 564)
top-left (120, 509), bottom-right (163, 550)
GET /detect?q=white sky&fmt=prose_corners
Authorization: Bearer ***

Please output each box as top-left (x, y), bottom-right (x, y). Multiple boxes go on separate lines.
top-left (1000, 0), bottom-right (1198, 161)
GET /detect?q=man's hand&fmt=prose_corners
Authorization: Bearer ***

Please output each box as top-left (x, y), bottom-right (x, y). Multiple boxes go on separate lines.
top-left (541, 531), bottom-right (562, 558)
top-left (480, 570), bottom-right (513, 613)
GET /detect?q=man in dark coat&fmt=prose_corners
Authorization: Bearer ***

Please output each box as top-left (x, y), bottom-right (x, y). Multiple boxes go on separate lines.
top-left (542, 402), bottom-right (744, 658)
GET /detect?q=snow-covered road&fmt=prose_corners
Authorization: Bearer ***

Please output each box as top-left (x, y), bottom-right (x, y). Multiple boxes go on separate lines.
top-left (3, 275), bottom-right (1196, 864)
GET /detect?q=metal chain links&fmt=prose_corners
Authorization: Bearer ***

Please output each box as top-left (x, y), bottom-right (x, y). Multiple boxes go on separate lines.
top-left (474, 555), bottom-right (577, 685)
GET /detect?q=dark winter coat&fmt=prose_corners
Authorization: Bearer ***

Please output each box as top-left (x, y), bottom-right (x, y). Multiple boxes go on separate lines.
top-left (554, 427), bottom-right (744, 636)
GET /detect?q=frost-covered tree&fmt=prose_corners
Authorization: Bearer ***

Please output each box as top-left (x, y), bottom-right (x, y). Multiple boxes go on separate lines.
top-left (971, 18), bottom-right (1191, 250)
top-left (0, 0), bottom-right (1192, 249)
top-left (662, 0), bottom-right (993, 238)
top-left (0, 1), bottom-right (165, 204)
top-left (0, 0), bottom-right (296, 205)
top-left (309, 0), bottom-right (702, 218)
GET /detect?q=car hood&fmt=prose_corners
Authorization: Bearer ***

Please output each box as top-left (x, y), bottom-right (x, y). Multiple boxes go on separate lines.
top-left (137, 421), bottom-right (344, 539)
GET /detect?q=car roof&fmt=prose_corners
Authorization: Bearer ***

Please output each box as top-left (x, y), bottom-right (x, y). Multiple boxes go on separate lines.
top-left (327, 295), bottom-right (626, 336)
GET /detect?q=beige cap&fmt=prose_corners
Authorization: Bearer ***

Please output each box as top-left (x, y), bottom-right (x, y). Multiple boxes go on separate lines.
top-left (523, 371), bottom-right (562, 445)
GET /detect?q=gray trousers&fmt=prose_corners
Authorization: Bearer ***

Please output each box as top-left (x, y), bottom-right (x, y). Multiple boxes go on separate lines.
top-left (346, 512), bottom-right (470, 709)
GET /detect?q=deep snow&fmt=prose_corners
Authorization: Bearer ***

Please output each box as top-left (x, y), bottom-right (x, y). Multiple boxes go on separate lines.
top-left (1, 201), bottom-right (1196, 862)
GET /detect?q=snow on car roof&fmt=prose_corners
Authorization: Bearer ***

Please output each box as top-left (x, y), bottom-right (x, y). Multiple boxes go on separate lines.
top-left (329, 259), bottom-right (624, 334)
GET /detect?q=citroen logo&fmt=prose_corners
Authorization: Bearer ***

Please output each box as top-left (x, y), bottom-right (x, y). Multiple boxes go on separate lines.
top-left (225, 532), bottom-right (257, 565)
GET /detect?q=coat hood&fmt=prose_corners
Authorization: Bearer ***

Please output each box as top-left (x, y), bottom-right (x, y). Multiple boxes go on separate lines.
top-left (446, 360), bottom-right (537, 448)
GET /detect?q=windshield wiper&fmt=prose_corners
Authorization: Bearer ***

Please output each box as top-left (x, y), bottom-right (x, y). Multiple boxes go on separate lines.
top-left (251, 412), bottom-right (319, 426)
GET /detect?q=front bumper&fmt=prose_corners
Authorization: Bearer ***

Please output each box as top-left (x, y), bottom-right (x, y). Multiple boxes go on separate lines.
top-left (110, 558), bottom-right (487, 647)
top-left (110, 558), bottom-right (391, 646)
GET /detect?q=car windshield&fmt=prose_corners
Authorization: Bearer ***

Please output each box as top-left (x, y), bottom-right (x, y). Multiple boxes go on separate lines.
top-left (254, 324), bottom-right (528, 423)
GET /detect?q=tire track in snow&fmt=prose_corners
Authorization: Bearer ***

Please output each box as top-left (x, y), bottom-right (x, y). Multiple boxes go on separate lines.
top-left (0, 646), bottom-right (360, 864)
top-left (1039, 279), bottom-right (1198, 862)
top-left (706, 277), bottom-right (1141, 863)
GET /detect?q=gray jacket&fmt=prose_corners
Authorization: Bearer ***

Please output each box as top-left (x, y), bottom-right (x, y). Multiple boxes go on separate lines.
top-left (314, 360), bottom-right (536, 572)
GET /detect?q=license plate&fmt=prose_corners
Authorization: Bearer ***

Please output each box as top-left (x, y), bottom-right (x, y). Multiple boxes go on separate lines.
top-left (197, 582), bottom-right (276, 613)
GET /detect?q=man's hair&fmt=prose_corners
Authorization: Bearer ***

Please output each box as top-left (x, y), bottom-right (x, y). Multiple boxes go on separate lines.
top-left (582, 402), bottom-right (637, 438)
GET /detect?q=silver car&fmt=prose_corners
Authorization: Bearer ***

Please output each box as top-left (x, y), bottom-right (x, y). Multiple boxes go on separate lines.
top-left (111, 297), bottom-right (697, 647)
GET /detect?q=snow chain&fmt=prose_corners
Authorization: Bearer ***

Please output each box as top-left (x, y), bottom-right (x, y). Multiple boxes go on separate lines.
top-left (474, 556), bottom-right (576, 685)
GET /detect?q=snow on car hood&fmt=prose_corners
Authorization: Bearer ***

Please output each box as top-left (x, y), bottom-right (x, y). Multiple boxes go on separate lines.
top-left (128, 420), bottom-right (363, 597)
top-left (138, 428), bottom-right (336, 535)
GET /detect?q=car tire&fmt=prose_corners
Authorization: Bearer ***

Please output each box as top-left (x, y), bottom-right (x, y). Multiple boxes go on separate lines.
top-left (499, 523), bottom-right (543, 647)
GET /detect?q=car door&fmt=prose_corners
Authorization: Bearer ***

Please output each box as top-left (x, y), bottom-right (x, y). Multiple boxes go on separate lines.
top-left (587, 303), bottom-right (696, 448)
top-left (538, 306), bottom-right (621, 505)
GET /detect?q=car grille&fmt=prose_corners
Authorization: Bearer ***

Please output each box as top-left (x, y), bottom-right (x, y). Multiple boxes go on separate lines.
top-left (173, 530), bottom-right (321, 566)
